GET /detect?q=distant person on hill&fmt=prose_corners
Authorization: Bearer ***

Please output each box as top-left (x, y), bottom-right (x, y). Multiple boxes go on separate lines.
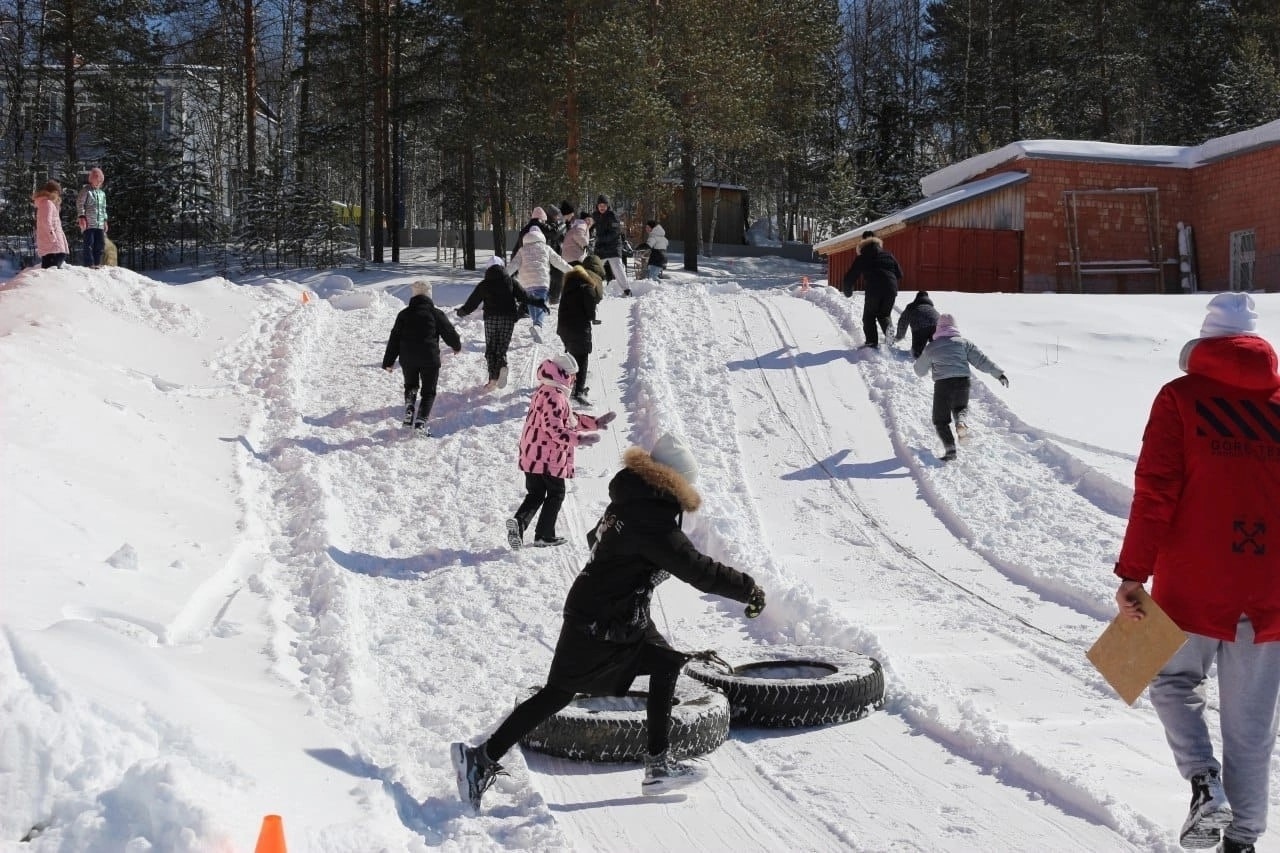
top-left (556, 255), bottom-right (606, 405)
top-left (382, 280), bottom-right (462, 434)
top-left (1114, 292), bottom-right (1280, 853)
top-left (841, 230), bottom-right (902, 348)
top-left (76, 167), bottom-right (108, 268)
top-left (508, 224), bottom-right (573, 344)
top-left (32, 180), bottom-right (68, 269)
top-left (453, 433), bottom-right (766, 812)
top-left (591, 195), bottom-right (631, 296)
top-left (895, 291), bottom-right (940, 358)
top-left (913, 313), bottom-right (1008, 461)
top-left (505, 353), bottom-right (613, 549)
top-left (456, 256), bottom-right (545, 393)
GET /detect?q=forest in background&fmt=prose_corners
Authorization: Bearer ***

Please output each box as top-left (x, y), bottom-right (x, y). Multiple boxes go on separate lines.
top-left (1, 0), bottom-right (1278, 271)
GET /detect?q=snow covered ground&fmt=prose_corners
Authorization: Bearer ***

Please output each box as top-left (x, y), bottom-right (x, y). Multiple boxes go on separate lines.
top-left (2, 250), bottom-right (1277, 852)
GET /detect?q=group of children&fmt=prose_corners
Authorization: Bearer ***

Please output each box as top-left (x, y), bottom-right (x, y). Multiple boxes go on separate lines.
top-left (891, 290), bottom-right (1010, 462)
top-left (30, 167), bottom-right (111, 270)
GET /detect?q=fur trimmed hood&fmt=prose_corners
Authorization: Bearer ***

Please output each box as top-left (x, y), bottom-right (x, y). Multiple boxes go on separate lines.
top-left (621, 447), bottom-right (701, 512)
top-left (857, 235), bottom-right (884, 253)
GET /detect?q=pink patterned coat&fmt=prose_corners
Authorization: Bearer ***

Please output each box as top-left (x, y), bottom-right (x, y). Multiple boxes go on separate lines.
top-left (518, 362), bottom-right (602, 479)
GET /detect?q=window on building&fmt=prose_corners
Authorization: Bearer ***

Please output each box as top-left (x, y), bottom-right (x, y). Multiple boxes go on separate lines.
top-left (1230, 229), bottom-right (1256, 292)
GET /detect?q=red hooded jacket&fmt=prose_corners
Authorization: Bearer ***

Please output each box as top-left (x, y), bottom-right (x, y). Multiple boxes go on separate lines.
top-left (1115, 334), bottom-right (1280, 642)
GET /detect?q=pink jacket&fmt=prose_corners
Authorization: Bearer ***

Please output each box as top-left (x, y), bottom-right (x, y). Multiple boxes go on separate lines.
top-left (518, 360), bottom-right (602, 478)
top-left (33, 193), bottom-right (69, 257)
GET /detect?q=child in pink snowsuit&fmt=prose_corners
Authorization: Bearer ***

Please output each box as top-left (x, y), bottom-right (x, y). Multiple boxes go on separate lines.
top-left (507, 353), bottom-right (615, 548)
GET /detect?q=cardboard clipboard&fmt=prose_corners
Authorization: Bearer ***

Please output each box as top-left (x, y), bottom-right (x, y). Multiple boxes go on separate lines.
top-left (1087, 587), bottom-right (1187, 706)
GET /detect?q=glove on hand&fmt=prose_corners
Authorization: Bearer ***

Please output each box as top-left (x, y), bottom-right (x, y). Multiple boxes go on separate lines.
top-left (744, 586), bottom-right (766, 619)
top-left (578, 432), bottom-right (601, 446)
top-left (998, 374), bottom-right (1009, 388)
top-left (596, 411), bottom-right (617, 428)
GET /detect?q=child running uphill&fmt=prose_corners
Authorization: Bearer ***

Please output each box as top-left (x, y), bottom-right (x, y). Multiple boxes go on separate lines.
top-left (895, 290), bottom-right (940, 358)
top-left (507, 354), bottom-right (614, 548)
top-left (913, 313), bottom-right (1008, 461)
top-left (382, 281), bottom-right (462, 434)
top-left (454, 433), bottom-right (767, 811)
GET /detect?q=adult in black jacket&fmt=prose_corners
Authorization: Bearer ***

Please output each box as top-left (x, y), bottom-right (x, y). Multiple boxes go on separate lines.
top-left (591, 195), bottom-right (631, 295)
top-left (451, 435), bottom-right (767, 809)
top-left (381, 280), bottom-right (462, 431)
top-left (456, 257), bottom-right (544, 390)
top-left (556, 255), bottom-right (606, 404)
top-left (894, 290), bottom-right (940, 358)
top-left (842, 232), bottom-right (904, 348)
top-left (545, 207), bottom-right (568, 304)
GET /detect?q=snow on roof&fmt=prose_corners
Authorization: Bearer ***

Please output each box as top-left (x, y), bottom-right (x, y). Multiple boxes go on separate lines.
top-left (816, 118), bottom-right (1280, 257)
top-left (921, 117), bottom-right (1280, 196)
top-left (815, 171), bottom-right (1029, 256)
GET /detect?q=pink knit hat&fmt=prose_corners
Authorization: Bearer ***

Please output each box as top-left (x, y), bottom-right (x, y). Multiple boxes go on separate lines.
top-left (933, 313), bottom-right (960, 339)
top-left (531, 206), bottom-right (547, 221)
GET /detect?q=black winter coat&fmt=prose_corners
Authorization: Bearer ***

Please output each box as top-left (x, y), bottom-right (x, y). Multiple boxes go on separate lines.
top-left (556, 265), bottom-right (604, 352)
top-left (592, 208), bottom-right (623, 259)
top-left (842, 237), bottom-right (903, 299)
top-left (545, 449), bottom-right (757, 695)
top-left (895, 293), bottom-right (940, 340)
top-left (456, 265), bottom-right (540, 318)
top-left (382, 295), bottom-right (462, 369)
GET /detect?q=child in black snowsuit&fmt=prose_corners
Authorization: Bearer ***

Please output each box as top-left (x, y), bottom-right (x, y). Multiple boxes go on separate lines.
top-left (382, 280), bottom-right (462, 433)
top-left (456, 257), bottom-right (544, 392)
top-left (895, 291), bottom-right (941, 358)
top-left (556, 254), bottom-right (606, 404)
top-left (451, 434), bottom-right (767, 811)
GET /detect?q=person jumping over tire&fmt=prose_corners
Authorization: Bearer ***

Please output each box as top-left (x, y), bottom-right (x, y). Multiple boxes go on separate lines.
top-left (453, 433), bottom-right (767, 811)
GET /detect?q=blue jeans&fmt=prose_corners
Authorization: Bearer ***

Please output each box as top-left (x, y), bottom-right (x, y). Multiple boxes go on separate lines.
top-left (527, 286), bottom-right (549, 327)
top-left (647, 263), bottom-right (665, 281)
top-left (82, 229), bottom-right (106, 266)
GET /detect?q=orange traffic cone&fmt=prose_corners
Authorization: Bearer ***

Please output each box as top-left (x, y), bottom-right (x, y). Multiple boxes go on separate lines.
top-left (254, 814), bottom-right (287, 853)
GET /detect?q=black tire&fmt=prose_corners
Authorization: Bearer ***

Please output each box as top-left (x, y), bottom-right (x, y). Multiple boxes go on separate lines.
top-left (684, 646), bottom-right (885, 728)
top-left (519, 678), bottom-right (729, 763)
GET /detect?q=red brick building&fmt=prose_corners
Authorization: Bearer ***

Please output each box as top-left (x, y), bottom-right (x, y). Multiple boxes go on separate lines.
top-left (816, 119), bottom-right (1280, 294)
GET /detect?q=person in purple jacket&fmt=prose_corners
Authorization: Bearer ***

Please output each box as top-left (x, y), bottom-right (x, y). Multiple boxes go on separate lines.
top-left (506, 353), bottom-right (615, 548)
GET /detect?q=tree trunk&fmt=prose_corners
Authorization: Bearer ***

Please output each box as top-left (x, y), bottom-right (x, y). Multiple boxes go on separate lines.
top-left (564, 8), bottom-right (580, 189)
top-left (680, 140), bottom-right (698, 272)
top-left (462, 146), bottom-right (475, 270)
top-left (244, 0), bottom-right (256, 176)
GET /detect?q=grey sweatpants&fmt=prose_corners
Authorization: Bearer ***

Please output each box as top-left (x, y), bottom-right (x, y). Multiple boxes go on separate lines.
top-left (1149, 617), bottom-right (1280, 844)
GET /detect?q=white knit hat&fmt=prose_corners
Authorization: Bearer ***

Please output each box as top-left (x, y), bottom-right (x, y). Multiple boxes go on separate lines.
top-left (411, 280), bottom-right (432, 298)
top-left (550, 352), bottom-right (578, 375)
top-left (1200, 292), bottom-right (1258, 338)
top-left (485, 255), bottom-right (505, 269)
top-left (650, 433), bottom-right (698, 484)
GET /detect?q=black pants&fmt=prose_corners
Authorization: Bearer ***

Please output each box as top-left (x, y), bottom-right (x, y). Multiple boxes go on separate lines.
top-left (515, 472), bottom-right (567, 541)
top-left (41, 253), bottom-right (66, 269)
top-left (910, 325), bottom-right (936, 358)
top-left (862, 289), bottom-right (897, 346)
top-left (568, 349), bottom-right (589, 396)
top-left (483, 315), bottom-right (518, 381)
top-left (402, 361), bottom-right (441, 421)
top-left (932, 376), bottom-right (970, 449)
top-left (483, 643), bottom-right (684, 760)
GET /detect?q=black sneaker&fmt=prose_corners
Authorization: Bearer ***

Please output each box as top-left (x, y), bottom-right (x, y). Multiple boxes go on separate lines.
top-left (450, 742), bottom-right (505, 813)
top-left (505, 518), bottom-right (523, 550)
top-left (413, 420), bottom-right (430, 435)
top-left (1219, 838), bottom-right (1255, 853)
top-left (942, 446), bottom-right (958, 461)
top-left (532, 536), bottom-right (568, 547)
top-left (1181, 769), bottom-right (1233, 849)
top-left (402, 403), bottom-right (415, 426)
top-left (571, 392), bottom-right (591, 405)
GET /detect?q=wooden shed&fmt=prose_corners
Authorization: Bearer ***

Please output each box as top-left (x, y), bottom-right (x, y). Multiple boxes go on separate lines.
top-left (816, 119), bottom-right (1280, 294)
top-left (663, 181), bottom-right (749, 246)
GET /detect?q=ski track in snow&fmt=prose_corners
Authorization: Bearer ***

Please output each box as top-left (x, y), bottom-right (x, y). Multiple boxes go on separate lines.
top-left (227, 271), bottom-right (1280, 851)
